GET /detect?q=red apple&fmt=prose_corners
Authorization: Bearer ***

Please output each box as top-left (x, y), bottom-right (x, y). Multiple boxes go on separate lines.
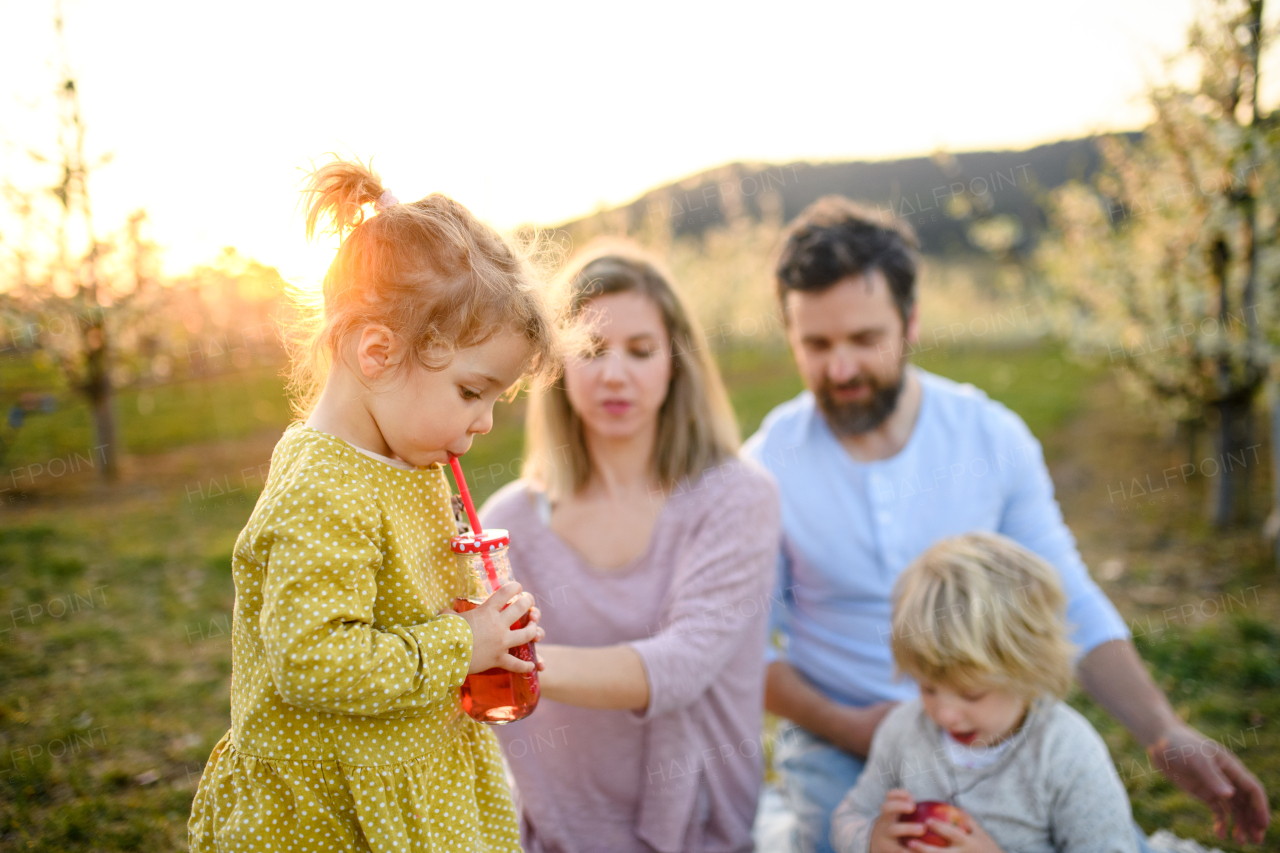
top-left (897, 800), bottom-right (973, 847)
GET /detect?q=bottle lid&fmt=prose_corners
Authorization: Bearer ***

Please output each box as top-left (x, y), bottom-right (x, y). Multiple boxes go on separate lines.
top-left (450, 529), bottom-right (510, 554)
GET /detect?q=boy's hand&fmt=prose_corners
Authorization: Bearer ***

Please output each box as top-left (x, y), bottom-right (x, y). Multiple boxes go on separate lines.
top-left (905, 809), bottom-right (1003, 853)
top-left (444, 582), bottom-right (544, 674)
top-left (869, 789), bottom-right (922, 852)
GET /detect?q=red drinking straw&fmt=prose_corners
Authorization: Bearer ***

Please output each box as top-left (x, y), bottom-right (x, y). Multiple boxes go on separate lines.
top-left (448, 455), bottom-right (499, 588)
top-left (449, 455), bottom-right (483, 534)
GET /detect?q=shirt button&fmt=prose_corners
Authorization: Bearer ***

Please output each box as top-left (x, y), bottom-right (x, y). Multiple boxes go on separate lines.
top-left (877, 510), bottom-right (892, 524)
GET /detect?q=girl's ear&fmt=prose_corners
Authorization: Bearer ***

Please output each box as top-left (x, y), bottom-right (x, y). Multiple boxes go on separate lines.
top-left (355, 324), bottom-right (400, 379)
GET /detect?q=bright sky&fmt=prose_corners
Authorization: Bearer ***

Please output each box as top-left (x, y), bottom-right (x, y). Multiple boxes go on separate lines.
top-left (0, 0), bottom-right (1241, 283)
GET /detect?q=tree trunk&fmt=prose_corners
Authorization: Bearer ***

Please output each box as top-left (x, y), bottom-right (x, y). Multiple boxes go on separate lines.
top-left (1175, 418), bottom-right (1199, 467)
top-left (1210, 396), bottom-right (1253, 527)
top-left (90, 386), bottom-right (119, 480)
top-left (1270, 393), bottom-right (1280, 565)
top-left (82, 315), bottom-right (119, 480)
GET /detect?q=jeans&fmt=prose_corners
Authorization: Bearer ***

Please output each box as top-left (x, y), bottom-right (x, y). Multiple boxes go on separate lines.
top-left (773, 722), bottom-right (865, 853)
top-left (772, 721), bottom-right (1158, 853)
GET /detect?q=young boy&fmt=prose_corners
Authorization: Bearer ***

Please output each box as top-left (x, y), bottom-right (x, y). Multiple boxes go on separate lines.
top-left (830, 532), bottom-right (1138, 853)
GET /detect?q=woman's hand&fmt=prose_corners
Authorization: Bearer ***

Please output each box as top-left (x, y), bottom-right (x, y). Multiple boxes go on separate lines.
top-left (869, 789), bottom-right (924, 852)
top-left (444, 582), bottom-right (544, 674)
top-left (534, 644), bottom-right (649, 711)
top-left (905, 810), bottom-right (1003, 853)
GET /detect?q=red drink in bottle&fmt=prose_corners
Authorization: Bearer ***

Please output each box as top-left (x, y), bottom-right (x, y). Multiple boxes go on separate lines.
top-left (450, 529), bottom-right (540, 724)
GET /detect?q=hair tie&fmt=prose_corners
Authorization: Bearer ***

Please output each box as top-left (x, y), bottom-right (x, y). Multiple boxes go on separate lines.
top-left (375, 189), bottom-right (399, 211)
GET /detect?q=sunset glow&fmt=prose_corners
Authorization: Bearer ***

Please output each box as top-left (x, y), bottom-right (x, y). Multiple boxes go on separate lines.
top-left (1, 0), bottom-right (1269, 277)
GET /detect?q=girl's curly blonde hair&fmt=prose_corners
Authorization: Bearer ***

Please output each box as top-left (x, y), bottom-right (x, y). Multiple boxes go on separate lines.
top-left (285, 157), bottom-right (560, 417)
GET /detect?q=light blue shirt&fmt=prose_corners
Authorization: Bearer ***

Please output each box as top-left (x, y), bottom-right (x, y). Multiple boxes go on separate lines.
top-left (742, 367), bottom-right (1129, 708)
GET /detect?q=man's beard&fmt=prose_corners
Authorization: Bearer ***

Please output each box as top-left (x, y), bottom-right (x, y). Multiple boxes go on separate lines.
top-left (816, 363), bottom-right (906, 436)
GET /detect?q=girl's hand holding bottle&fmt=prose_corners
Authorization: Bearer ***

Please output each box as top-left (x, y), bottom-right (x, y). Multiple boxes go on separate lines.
top-left (447, 462), bottom-right (543, 722)
top-left (447, 581), bottom-right (544, 674)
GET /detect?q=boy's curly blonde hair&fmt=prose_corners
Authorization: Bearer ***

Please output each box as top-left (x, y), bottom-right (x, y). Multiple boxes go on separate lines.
top-left (891, 532), bottom-right (1077, 700)
top-left (285, 157), bottom-right (560, 417)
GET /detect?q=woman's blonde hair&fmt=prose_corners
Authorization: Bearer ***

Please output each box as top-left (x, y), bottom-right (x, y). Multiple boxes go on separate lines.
top-left (523, 239), bottom-right (740, 499)
top-left (891, 532), bottom-right (1076, 700)
top-left (285, 157), bottom-right (559, 417)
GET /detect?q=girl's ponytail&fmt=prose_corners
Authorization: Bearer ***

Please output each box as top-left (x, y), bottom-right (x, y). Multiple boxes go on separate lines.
top-left (285, 155), bottom-right (562, 420)
top-left (302, 159), bottom-right (388, 239)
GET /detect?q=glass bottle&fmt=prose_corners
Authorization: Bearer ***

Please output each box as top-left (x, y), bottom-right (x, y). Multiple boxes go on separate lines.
top-left (450, 529), bottom-right (539, 724)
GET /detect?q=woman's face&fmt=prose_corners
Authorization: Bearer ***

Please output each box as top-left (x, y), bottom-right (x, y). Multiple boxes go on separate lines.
top-left (563, 291), bottom-right (673, 443)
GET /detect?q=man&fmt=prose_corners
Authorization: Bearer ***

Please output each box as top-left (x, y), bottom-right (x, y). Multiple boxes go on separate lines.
top-left (743, 196), bottom-right (1269, 853)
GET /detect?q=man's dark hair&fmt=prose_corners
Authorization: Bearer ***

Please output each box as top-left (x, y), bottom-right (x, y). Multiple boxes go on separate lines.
top-left (775, 196), bottom-right (919, 324)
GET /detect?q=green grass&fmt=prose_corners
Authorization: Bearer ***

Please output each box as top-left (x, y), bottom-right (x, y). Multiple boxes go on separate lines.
top-left (1068, 616), bottom-right (1280, 846)
top-left (914, 343), bottom-right (1096, 440)
top-left (0, 501), bottom-right (242, 850)
top-left (0, 358), bottom-right (291, 471)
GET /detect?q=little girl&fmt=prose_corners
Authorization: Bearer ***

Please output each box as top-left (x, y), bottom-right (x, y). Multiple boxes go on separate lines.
top-left (830, 532), bottom-right (1138, 853)
top-left (188, 159), bottom-right (557, 852)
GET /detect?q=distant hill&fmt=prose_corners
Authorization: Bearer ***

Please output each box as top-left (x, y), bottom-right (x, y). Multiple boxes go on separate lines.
top-left (553, 133), bottom-right (1141, 256)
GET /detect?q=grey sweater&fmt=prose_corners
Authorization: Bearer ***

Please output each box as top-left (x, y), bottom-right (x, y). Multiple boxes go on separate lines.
top-left (830, 698), bottom-right (1137, 853)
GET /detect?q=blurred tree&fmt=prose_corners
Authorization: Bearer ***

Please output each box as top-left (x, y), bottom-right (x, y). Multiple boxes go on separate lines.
top-left (164, 247), bottom-right (288, 378)
top-left (0, 6), bottom-right (227, 481)
top-left (0, 7), bottom-right (138, 478)
top-left (0, 9), bottom-right (292, 488)
top-left (1039, 0), bottom-right (1278, 529)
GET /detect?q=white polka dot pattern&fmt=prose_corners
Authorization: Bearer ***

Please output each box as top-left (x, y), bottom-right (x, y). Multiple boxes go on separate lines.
top-left (188, 425), bottom-right (521, 852)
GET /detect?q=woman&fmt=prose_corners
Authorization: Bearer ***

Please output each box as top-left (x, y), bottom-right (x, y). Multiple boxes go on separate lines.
top-left (479, 240), bottom-right (780, 853)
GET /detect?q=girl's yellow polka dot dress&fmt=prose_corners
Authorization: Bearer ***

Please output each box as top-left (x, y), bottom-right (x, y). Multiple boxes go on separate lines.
top-left (189, 425), bottom-right (520, 852)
